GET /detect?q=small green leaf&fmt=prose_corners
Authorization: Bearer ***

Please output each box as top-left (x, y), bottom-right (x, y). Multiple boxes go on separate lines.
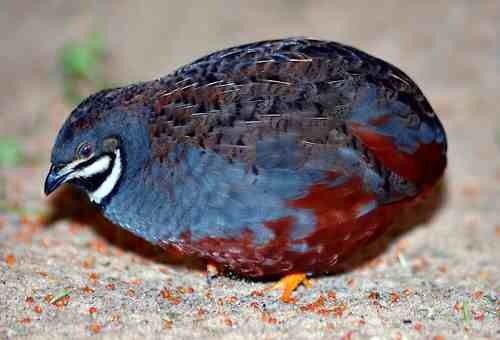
top-left (463, 300), bottom-right (471, 326)
top-left (60, 44), bottom-right (98, 79)
top-left (0, 137), bottom-right (23, 168)
top-left (49, 289), bottom-right (71, 304)
top-left (58, 32), bottom-right (109, 104)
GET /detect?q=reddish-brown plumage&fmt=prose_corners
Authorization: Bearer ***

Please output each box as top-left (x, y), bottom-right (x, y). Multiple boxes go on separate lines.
top-left (349, 122), bottom-right (446, 185)
top-left (160, 172), bottom-right (429, 278)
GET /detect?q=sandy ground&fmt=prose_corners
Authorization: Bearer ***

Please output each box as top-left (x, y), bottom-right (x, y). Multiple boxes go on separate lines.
top-left (0, 1), bottom-right (499, 339)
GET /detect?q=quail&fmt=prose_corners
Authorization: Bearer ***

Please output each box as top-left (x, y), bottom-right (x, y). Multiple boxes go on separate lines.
top-left (45, 38), bottom-right (447, 301)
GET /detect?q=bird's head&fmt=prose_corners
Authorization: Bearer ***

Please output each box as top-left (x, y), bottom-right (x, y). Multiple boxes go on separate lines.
top-left (45, 87), bottom-right (149, 204)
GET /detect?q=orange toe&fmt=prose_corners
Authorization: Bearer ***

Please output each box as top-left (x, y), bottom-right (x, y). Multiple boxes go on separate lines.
top-left (206, 261), bottom-right (220, 284)
top-left (268, 273), bottom-right (312, 303)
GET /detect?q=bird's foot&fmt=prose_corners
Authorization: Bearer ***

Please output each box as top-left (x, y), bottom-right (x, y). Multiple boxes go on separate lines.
top-left (266, 273), bottom-right (312, 303)
top-left (206, 262), bottom-right (219, 285)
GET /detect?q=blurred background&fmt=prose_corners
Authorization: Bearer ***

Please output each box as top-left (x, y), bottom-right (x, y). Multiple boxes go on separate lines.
top-left (1, 1), bottom-right (499, 338)
top-left (1, 1), bottom-right (499, 212)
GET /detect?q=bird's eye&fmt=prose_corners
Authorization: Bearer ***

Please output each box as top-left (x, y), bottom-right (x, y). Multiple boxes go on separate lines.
top-left (76, 142), bottom-right (93, 159)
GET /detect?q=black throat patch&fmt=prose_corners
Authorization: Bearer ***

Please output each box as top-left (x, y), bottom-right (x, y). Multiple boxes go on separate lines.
top-left (71, 154), bottom-right (115, 194)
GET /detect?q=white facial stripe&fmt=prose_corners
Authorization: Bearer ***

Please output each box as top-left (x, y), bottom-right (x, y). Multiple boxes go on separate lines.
top-left (68, 156), bottom-right (111, 180)
top-left (58, 156), bottom-right (93, 176)
top-left (88, 149), bottom-right (122, 204)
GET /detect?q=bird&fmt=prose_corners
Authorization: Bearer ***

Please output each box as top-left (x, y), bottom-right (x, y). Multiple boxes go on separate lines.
top-left (44, 38), bottom-right (447, 302)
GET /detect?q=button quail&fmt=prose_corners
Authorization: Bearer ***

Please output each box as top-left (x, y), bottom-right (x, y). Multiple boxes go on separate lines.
top-left (45, 38), bottom-right (447, 301)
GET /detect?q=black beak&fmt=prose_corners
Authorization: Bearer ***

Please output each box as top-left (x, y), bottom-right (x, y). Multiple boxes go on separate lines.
top-left (44, 164), bottom-right (69, 195)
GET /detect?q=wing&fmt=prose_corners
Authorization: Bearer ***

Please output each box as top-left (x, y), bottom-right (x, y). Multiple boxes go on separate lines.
top-left (146, 38), bottom-right (446, 203)
top-left (108, 39), bottom-right (448, 270)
